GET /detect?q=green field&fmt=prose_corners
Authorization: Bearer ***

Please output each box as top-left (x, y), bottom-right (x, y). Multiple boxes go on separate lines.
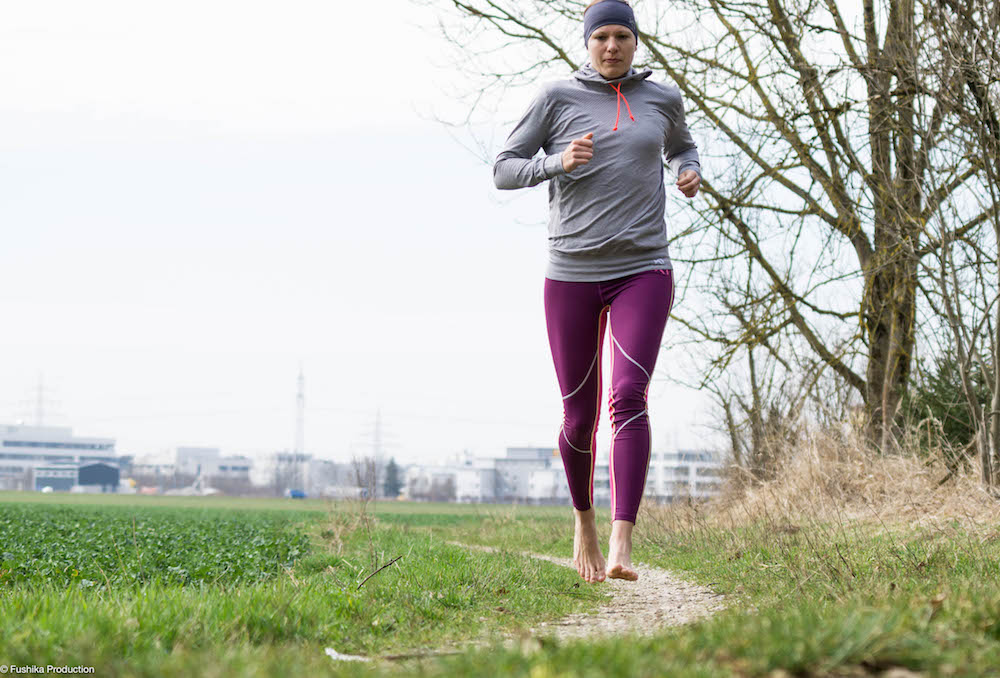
top-left (2, 491), bottom-right (1000, 676)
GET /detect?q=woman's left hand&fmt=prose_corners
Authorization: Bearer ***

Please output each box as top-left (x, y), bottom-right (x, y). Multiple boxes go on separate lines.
top-left (676, 170), bottom-right (700, 198)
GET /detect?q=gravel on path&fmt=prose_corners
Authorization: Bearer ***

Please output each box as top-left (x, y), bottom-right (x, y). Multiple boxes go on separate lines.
top-left (449, 541), bottom-right (727, 641)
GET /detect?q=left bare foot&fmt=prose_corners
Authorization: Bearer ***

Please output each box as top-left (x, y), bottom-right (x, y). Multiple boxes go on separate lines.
top-left (606, 519), bottom-right (638, 581)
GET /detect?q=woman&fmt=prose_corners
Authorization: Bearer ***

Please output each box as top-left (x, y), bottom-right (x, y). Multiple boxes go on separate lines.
top-left (493, 0), bottom-right (701, 583)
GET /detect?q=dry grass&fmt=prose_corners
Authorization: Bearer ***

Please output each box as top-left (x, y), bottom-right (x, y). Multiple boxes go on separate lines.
top-left (640, 427), bottom-right (1000, 534)
top-left (319, 498), bottom-right (374, 554)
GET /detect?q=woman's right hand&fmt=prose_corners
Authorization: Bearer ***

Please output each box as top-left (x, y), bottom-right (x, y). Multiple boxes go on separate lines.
top-left (561, 132), bottom-right (594, 173)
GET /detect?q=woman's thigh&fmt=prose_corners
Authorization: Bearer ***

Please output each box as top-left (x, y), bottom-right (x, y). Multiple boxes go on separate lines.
top-left (605, 269), bottom-right (675, 397)
top-left (543, 278), bottom-right (608, 404)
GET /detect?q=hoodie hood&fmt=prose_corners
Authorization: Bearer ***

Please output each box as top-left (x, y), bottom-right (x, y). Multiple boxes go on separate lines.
top-left (573, 63), bottom-right (653, 85)
top-left (573, 63), bottom-right (653, 131)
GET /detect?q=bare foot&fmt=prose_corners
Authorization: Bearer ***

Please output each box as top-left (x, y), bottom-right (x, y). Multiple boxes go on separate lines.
top-left (607, 519), bottom-right (638, 581)
top-left (572, 508), bottom-right (606, 583)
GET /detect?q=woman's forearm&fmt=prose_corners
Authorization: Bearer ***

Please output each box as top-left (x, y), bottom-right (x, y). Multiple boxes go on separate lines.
top-left (493, 152), bottom-right (567, 190)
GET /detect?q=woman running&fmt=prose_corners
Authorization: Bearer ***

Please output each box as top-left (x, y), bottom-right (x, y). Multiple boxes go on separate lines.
top-left (493, 0), bottom-right (701, 583)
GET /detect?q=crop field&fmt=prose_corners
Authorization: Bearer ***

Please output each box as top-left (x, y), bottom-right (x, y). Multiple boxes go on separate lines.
top-left (0, 503), bottom-right (311, 587)
top-left (3, 488), bottom-right (1000, 677)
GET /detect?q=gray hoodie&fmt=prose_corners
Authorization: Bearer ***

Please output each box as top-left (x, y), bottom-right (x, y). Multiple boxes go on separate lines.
top-left (494, 64), bottom-right (701, 282)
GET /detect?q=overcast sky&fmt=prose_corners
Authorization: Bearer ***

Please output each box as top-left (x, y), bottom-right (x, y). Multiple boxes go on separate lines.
top-left (0, 0), bottom-right (717, 466)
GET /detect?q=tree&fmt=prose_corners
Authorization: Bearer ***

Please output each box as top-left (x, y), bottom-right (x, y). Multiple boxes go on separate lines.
top-left (435, 0), bottom-right (1000, 462)
top-left (383, 458), bottom-right (403, 499)
top-left (914, 0), bottom-right (1000, 487)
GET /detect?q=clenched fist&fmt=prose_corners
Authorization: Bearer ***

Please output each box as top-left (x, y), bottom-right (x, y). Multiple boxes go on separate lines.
top-left (562, 132), bottom-right (594, 173)
top-left (676, 170), bottom-right (701, 198)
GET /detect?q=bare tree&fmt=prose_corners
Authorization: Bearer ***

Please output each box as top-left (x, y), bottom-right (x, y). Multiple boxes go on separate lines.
top-left (433, 0), bottom-right (1000, 459)
top-left (914, 0), bottom-right (1000, 487)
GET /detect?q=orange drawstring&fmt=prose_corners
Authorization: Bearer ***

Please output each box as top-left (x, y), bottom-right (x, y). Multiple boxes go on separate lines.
top-left (610, 82), bottom-right (635, 131)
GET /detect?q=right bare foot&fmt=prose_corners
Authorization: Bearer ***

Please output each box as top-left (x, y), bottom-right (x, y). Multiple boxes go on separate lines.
top-left (607, 519), bottom-right (638, 581)
top-left (572, 507), bottom-right (606, 583)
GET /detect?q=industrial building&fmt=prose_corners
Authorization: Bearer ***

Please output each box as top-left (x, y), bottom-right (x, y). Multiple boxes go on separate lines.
top-left (0, 424), bottom-right (120, 492)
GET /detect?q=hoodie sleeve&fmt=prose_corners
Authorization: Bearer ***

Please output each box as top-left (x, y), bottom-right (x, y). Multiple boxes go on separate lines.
top-left (493, 86), bottom-right (568, 190)
top-left (663, 90), bottom-right (701, 179)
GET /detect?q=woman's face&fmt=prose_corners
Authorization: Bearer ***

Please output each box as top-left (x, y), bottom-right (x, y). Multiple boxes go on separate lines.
top-left (587, 24), bottom-right (636, 79)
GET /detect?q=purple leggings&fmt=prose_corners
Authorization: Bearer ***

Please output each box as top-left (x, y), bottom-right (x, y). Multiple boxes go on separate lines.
top-left (544, 269), bottom-right (674, 524)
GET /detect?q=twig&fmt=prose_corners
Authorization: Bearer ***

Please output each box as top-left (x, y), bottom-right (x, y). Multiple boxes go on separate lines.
top-left (380, 649), bottom-right (463, 660)
top-left (356, 555), bottom-right (404, 590)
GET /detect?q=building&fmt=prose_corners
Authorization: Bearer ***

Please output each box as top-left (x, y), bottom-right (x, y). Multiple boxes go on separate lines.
top-left (78, 462), bottom-right (121, 493)
top-left (405, 465), bottom-right (459, 502)
top-left (0, 424), bottom-right (117, 491)
top-left (526, 465), bottom-right (571, 504)
top-left (455, 466), bottom-right (499, 503)
top-left (645, 449), bottom-right (725, 501)
top-left (32, 461), bottom-right (79, 492)
top-left (174, 446), bottom-right (252, 479)
top-left (495, 447), bottom-right (559, 501)
top-left (398, 442), bottom-right (726, 506)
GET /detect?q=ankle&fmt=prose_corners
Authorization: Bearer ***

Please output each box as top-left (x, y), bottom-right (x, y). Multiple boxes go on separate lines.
top-left (609, 520), bottom-right (634, 543)
top-left (574, 507), bottom-right (596, 525)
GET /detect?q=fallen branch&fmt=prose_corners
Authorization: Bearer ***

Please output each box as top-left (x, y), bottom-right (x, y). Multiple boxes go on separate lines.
top-left (356, 554), bottom-right (403, 590)
top-left (380, 650), bottom-right (464, 661)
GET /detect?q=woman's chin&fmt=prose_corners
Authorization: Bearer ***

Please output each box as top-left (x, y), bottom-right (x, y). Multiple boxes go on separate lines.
top-left (598, 62), bottom-right (628, 79)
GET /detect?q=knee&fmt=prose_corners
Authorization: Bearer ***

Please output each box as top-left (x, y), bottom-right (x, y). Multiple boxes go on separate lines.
top-left (562, 408), bottom-right (598, 449)
top-left (610, 378), bottom-right (649, 411)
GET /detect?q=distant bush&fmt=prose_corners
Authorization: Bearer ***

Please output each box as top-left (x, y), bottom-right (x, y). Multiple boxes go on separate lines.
top-left (901, 351), bottom-right (990, 460)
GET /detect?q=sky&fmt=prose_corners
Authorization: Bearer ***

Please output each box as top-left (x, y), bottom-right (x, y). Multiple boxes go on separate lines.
top-left (0, 0), bottom-right (716, 466)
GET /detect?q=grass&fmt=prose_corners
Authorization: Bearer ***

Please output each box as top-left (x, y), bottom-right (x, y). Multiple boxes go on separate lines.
top-left (341, 502), bottom-right (999, 678)
top-left (7, 435), bottom-right (1000, 678)
top-left (396, 432), bottom-right (1000, 677)
top-left (0, 496), bottom-right (603, 677)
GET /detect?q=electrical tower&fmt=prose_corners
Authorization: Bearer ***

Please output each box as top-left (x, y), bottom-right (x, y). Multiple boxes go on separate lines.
top-left (16, 372), bottom-right (60, 427)
top-left (295, 364), bottom-right (305, 491)
top-left (36, 372), bottom-right (44, 426)
top-left (357, 407), bottom-right (398, 499)
top-left (373, 407), bottom-right (383, 466)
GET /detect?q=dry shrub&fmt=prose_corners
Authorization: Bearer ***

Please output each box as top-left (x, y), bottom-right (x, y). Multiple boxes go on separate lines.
top-left (321, 498), bottom-right (375, 554)
top-left (640, 425), bottom-right (1000, 534)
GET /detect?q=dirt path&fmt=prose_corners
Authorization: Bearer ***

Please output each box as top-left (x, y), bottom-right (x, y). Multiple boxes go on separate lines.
top-left (326, 541), bottom-right (727, 663)
top-left (450, 541), bottom-right (727, 641)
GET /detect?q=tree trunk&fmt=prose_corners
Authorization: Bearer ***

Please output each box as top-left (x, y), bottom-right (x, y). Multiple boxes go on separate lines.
top-left (862, 0), bottom-right (919, 450)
